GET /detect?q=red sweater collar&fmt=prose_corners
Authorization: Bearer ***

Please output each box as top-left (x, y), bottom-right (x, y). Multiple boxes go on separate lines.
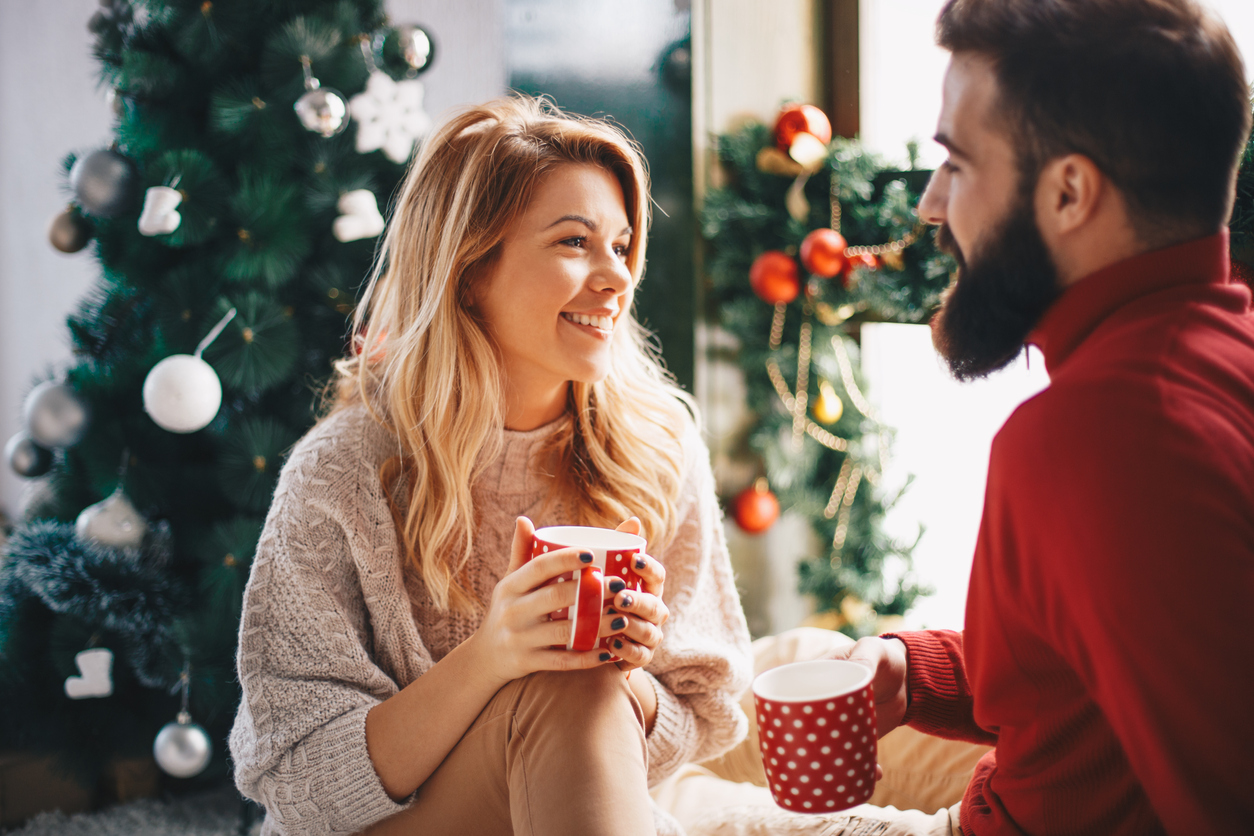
top-left (1027, 230), bottom-right (1231, 374)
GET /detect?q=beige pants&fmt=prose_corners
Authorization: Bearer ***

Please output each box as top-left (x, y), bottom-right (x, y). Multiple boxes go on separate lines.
top-left (362, 666), bottom-right (655, 836)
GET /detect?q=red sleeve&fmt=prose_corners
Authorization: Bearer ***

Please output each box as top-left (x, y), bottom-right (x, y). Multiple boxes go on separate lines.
top-left (1019, 374), bottom-right (1254, 836)
top-left (880, 629), bottom-right (998, 746)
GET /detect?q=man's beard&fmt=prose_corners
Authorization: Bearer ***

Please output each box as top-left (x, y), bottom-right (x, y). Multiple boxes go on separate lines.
top-left (930, 190), bottom-right (1062, 381)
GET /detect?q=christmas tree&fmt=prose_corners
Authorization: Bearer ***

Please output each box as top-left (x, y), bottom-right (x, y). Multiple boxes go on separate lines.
top-left (702, 105), bottom-right (950, 634)
top-left (0, 0), bottom-right (432, 791)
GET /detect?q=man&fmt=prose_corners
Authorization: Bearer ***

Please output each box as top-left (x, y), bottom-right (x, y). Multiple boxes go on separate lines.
top-left (833, 0), bottom-right (1254, 834)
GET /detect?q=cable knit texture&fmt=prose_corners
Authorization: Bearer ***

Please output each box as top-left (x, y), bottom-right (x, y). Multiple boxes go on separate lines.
top-left (229, 403), bottom-right (753, 835)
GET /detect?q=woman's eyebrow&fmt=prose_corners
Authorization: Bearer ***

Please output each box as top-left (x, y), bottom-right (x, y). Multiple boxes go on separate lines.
top-left (545, 215), bottom-right (634, 238)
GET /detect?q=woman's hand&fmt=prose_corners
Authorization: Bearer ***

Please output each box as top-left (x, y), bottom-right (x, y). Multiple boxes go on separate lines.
top-left (469, 516), bottom-right (614, 687)
top-left (602, 516), bottom-right (668, 673)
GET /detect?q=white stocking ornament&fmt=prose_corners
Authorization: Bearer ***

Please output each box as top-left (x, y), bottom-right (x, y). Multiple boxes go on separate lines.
top-left (137, 186), bottom-right (183, 236)
top-left (65, 648), bottom-right (114, 699)
top-left (332, 189), bottom-right (385, 242)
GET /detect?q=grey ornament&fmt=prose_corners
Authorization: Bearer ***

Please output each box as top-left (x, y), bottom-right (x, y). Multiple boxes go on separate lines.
top-left (70, 148), bottom-right (138, 218)
top-left (153, 711), bottom-right (212, 778)
top-left (76, 486), bottom-right (147, 550)
top-left (23, 381), bottom-right (89, 449)
top-left (295, 86), bottom-right (349, 137)
top-left (392, 25), bottom-right (435, 75)
top-left (5, 432), bottom-right (52, 478)
top-left (48, 207), bottom-right (94, 253)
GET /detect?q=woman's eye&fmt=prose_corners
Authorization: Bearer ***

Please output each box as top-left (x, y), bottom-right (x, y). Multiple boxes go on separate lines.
top-left (614, 244), bottom-right (629, 258)
top-left (561, 236), bottom-right (587, 248)
top-left (940, 159), bottom-right (959, 174)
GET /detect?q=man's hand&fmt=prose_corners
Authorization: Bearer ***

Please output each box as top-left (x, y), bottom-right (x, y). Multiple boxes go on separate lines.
top-left (829, 636), bottom-right (910, 736)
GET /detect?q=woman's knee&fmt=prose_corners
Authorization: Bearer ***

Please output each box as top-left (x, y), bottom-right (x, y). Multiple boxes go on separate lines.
top-left (514, 666), bottom-right (643, 731)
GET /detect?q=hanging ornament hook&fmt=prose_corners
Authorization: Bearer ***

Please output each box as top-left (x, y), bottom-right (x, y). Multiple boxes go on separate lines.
top-left (195, 307), bottom-right (237, 359)
top-left (299, 55), bottom-right (319, 91)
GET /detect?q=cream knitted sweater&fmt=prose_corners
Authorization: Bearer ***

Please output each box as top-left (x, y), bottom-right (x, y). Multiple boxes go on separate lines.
top-left (228, 403), bottom-right (753, 835)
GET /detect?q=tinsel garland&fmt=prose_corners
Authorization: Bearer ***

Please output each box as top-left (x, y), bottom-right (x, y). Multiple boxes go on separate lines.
top-left (703, 120), bottom-right (952, 632)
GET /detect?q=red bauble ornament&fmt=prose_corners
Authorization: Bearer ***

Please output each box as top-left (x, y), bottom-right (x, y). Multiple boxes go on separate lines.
top-left (733, 479), bottom-right (781, 534)
top-left (774, 104), bottom-right (833, 152)
top-left (800, 228), bottom-right (848, 278)
top-left (1232, 259), bottom-right (1254, 290)
top-left (749, 250), bottom-right (801, 304)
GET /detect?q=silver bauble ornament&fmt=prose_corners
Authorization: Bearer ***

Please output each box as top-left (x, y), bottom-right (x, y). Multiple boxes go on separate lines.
top-left (143, 354), bottom-right (223, 433)
top-left (69, 148), bottom-right (138, 218)
top-left (5, 432), bottom-right (52, 478)
top-left (23, 381), bottom-right (89, 448)
top-left (153, 711), bottom-right (212, 778)
top-left (76, 486), bottom-right (147, 550)
top-left (295, 85), bottom-right (349, 137)
top-left (48, 207), bottom-right (94, 253)
top-left (394, 24), bottom-right (435, 74)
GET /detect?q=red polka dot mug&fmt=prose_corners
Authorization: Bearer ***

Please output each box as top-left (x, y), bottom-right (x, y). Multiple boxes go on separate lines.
top-left (530, 525), bottom-right (646, 653)
top-left (752, 659), bottom-right (878, 813)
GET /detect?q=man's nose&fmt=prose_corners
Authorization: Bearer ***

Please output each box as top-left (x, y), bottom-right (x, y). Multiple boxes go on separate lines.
top-left (916, 168), bottom-right (949, 226)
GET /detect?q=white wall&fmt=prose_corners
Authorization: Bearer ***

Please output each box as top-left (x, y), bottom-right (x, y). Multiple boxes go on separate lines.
top-left (860, 0), bottom-right (1254, 169)
top-left (0, 0), bottom-right (505, 522)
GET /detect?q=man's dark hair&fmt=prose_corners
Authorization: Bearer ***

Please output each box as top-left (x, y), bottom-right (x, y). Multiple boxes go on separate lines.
top-left (937, 0), bottom-right (1252, 245)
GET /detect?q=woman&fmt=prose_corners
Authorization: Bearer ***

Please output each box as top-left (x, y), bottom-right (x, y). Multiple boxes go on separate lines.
top-left (229, 95), bottom-right (752, 835)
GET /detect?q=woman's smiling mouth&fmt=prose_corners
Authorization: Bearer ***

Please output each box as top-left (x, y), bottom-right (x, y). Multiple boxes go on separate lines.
top-left (561, 312), bottom-right (614, 333)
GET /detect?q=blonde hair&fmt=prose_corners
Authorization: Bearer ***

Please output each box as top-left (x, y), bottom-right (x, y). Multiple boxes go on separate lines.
top-left (329, 95), bottom-right (696, 613)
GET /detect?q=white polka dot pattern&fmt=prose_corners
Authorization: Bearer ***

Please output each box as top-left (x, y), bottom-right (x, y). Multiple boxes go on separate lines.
top-left (753, 684), bottom-right (877, 813)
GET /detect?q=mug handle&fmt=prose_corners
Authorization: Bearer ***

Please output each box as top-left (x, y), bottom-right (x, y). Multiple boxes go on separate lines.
top-left (567, 565), bottom-right (604, 652)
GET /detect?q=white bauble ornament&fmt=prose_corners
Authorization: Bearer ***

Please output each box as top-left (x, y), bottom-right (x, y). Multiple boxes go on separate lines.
top-left (6, 432), bottom-right (52, 478)
top-left (143, 354), bottom-right (223, 433)
top-left (137, 186), bottom-right (183, 236)
top-left (332, 189), bottom-right (385, 242)
top-left (349, 71), bottom-right (432, 164)
top-left (23, 381), bottom-right (89, 449)
top-left (154, 711), bottom-right (212, 778)
top-left (64, 648), bottom-right (114, 699)
top-left (76, 486), bottom-right (147, 550)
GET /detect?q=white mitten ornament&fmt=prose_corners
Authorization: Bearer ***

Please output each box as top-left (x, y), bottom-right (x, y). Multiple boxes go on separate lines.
top-left (143, 308), bottom-right (235, 433)
top-left (333, 189), bottom-right (385, 242)
top-left (137, 186), bottom-right (183, 236)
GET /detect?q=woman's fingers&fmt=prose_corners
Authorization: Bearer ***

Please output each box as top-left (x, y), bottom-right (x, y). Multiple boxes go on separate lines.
top-left (630, 551), bottom-right (666, 597)
top-left (615, 516), bottom-right (642, 536)
top-left (507, 516), bottom-right (536, 575)
top-left (529, 647), bottom-right (619, 671)
top-left (601, 610), bottom-right (663, 650)
top-left (504, 546), bottom-right (594, 594)
top-left (612, 588), bottom-right (669, 631)
top-left (607, 635), bottom-right (650, 668)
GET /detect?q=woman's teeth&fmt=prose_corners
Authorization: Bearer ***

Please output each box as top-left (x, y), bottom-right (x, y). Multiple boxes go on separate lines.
top-left (562, 312), bottom-right (613, 330)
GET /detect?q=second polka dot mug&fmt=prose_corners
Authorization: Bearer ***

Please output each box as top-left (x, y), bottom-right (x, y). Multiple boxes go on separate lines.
top-left (752, 659), bottom-right (878, 813)
top-left (531, 525), bottom-right (645, 654)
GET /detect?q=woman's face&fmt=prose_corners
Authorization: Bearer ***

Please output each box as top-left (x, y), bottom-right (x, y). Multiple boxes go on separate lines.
top-left (477, 163), bottom-right (635, 413)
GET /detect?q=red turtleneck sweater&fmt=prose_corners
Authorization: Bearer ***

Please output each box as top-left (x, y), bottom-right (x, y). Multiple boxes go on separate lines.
top-left (886, 232), bottom-right (1254, 835)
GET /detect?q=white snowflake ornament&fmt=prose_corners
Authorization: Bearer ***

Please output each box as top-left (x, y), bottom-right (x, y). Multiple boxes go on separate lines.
top-left (349, 71), bottom-right (433, 164)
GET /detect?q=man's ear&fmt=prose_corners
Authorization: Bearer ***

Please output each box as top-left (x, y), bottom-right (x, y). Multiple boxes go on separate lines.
top-left (1034, 153), bottom-right (1107, 240)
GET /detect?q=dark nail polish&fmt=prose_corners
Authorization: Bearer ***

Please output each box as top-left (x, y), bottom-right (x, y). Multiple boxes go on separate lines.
top-left (599, 652), bottom-right (611, 662)
top-left (607, 607), bottom-right (617, 614)
top-left (611, 616), bottom-right (627, 631)
top-left (619, 593), bottom-right (634, 609)
top-left (635, 556), bottom-right (646, 570)
top-left (579, 551), bottom-right (594, 563)
top-left (614, 639), bottom-right (624, 650)
top-left (607, 577), bottom-right (626, 593)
